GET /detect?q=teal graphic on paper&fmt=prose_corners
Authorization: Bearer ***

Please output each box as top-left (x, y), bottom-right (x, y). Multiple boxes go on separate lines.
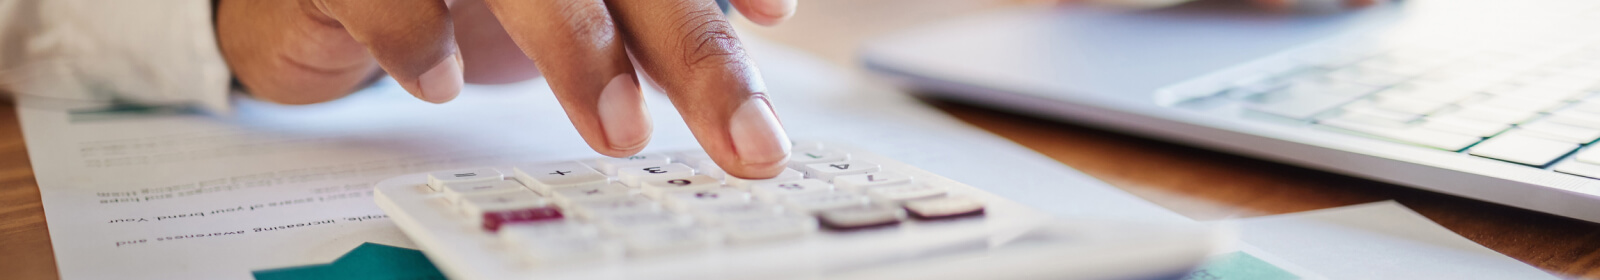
top-left (1180, 251), bottom-right (1300, 280)
top-left (253, 242), bottom-right (445, 280)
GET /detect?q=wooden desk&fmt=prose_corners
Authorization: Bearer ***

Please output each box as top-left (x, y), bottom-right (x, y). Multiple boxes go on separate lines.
top-left (4, 1), bottom-right (1600, 279)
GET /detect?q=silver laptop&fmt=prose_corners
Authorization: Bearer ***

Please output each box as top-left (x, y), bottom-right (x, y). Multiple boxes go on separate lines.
top-left (861, 0), bottom-right (1600, 222)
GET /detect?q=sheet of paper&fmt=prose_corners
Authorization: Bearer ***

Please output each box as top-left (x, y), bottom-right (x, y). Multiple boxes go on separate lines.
top-left (1216, 201), bottom-right (1557, 280)
top-left (20, 38), bottom-right (1188, 279)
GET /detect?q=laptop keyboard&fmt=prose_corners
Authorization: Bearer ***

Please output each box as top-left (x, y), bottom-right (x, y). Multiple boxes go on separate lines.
top-left (1198, 11), bottom-right (1600, 177)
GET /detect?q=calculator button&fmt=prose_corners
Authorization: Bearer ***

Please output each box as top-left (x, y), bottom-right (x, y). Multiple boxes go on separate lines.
top-left (514, 162), bottom-right (609, 194)
top-left (515, 235), bottom-right (620, 264)
top-left (592, 154), bottom-right (673, 175)
top-left (904, 197), bottom-right (986, 220)
top-left (818, 206), bottom-right (906, 230)
top-left (442, 180), bottom-right (530, 204)
top-left (499, 221), bottom-right (598, 241)
top-left (427, 168), bottom-right (504, 191)
top-left (864, 184), bottom-right (947, 203)
top-left (594, 212), bottom-right (695, 235)
top-left (621, 227), bottom-right (717, 256)
top-left (750, 179), bottom-right (833, 202)
top-left (782, 192), bottom-right (870, 213)
top-left (617, 163), bottom-right (696, 187)
top-left (724, 168), bottom-right (805, 188)
top-left (568, 197), bottom-right (662, 219)
top-left (671, 150), bottom-right (714, 167)
top-left (720, 216), bottom-right (818, 244)
top-left (791, 140), bottom-right (826, 152)
top-left (832, 172), bottom-right (913, 191)
top-left (664, 189), bottom-right (752, 211)
top-left (802, 161), bottom-right (881, 181)
top-left (461, 191), bottom-right (549, 225)
top-left (481, 206), bottom-right (563, 232)
top-left (552, 183), bottom-right (640, 205)
top-left (687, 203), bottom-right (787, 225)
top-left (787, 149), bottom-right (850, 170)
top-left (640, 175), bottom-right (723, 198)
top-left (695, 161), bottom-right (727, 180)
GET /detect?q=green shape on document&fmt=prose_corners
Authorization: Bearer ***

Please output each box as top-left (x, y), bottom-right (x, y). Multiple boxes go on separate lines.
top-left (1180, 251), bottom-right (1299, 280)
top-left (252, 242), bottom-right (445, 280)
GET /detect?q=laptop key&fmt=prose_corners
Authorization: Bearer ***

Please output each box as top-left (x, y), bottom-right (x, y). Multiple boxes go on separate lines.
top-left (1519, 120), bottom-right (1600, 144)
top-left (1442, 105), bottom-right (1540, 125)
top-left (1246, 93), bottom-right (1365, 120)
top-left (1469, 131), bottom-right (1580, 167)
top-left (1554, 160), bottom-right (1600, 179)
top-left (1572, 148), bottom-right (1600, 165)
top-left (1319, 117), bottom-right (1482, 151)
top-left (1546, 110), bottom-right (1600, 130)
top-left (1365, 94), bottom-right (1450, 115)
top-left (1419, 115), bottom-right (1511, 137)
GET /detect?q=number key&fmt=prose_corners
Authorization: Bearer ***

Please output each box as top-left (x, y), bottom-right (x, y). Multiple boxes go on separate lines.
top-left (640, 175), bottom-right (723, 198)
top-left (618, 163), bottom-right (695, 187)
top-left (592, 153), bottom-right (673, 175)
top-left (832, 172), bottom-right (913, 191)
top-left (724, 168), bottom-right (804, 188)
top-left (787, 149), bottom-right (850, 170)
top-left (664, 188), bottom-right (752, 211)
top-left (802, 160), bottom-right (881, 181)
top-left (750, 179), bottom-right (833, 202)
top-left (552, 183), bottom-right (640, 205)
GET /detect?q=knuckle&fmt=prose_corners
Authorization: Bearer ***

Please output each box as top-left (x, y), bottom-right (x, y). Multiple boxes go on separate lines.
top-left (556, 0), bottom-right (616, 48)
top-left (668, 8), bottom-right (748, 72)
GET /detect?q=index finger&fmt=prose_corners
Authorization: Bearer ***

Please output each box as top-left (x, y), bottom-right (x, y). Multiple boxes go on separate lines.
top-left (606, 0), bottom-right (791, 179)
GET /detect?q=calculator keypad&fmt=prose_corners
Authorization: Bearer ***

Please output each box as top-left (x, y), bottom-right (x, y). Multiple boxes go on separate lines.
top-left (424, 148), bottom-right (987, 261)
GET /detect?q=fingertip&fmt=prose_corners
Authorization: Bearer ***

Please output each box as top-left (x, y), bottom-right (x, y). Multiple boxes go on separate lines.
top-left (727, 96), bottom-right (792, 176)
top-left (598, 74), bottom-right (653, 152)
top-left (417, 52), bottom-right (464, 103)
top-left (733, 0), bottom-right (796, 26)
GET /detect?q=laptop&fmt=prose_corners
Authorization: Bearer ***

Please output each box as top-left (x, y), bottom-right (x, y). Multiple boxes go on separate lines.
top-left (861, 0), bottom-right (1600, 223)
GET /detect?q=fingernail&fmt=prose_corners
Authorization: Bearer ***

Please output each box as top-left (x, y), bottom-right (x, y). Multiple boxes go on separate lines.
top-left (418, 53), bottom-right (464, 103)
top-left (728, 96), bottom-right (791, 167)
top-left (597, 74), bottom-right (651, 150)
top-left (754, 0), bottom-right (795, 19)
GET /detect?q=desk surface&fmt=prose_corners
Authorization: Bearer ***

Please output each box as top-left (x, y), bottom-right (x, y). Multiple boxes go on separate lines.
top-left (4, 1), bottom-right (1600, 279)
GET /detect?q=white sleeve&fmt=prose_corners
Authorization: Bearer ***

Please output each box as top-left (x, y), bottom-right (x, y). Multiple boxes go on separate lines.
top-left (0, 0), bottom-right (232, 114)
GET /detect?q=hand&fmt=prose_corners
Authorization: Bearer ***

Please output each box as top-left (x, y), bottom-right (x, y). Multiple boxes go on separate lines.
top-left (216, 0), bottom-right (799, 178)
top-left (1248, 0), bottom-right (1381, 11)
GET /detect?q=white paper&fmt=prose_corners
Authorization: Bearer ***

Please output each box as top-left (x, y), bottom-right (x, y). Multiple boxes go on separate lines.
top-left (22, 38), bottom-right (1188, 279)
top-left (1227, 201), bottom-right (1556, 280)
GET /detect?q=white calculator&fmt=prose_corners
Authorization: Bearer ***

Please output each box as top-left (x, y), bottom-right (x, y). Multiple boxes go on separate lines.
top-left (375, 142), bottom-right (1221, 280)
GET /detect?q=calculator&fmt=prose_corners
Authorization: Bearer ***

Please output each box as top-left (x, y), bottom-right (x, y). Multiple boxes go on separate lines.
top-left (374, 142), bottom-right (1220, 279)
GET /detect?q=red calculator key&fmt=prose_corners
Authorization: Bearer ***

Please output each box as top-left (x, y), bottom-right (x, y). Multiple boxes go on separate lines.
top-left (483, 207), bottom-right (564, 232)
